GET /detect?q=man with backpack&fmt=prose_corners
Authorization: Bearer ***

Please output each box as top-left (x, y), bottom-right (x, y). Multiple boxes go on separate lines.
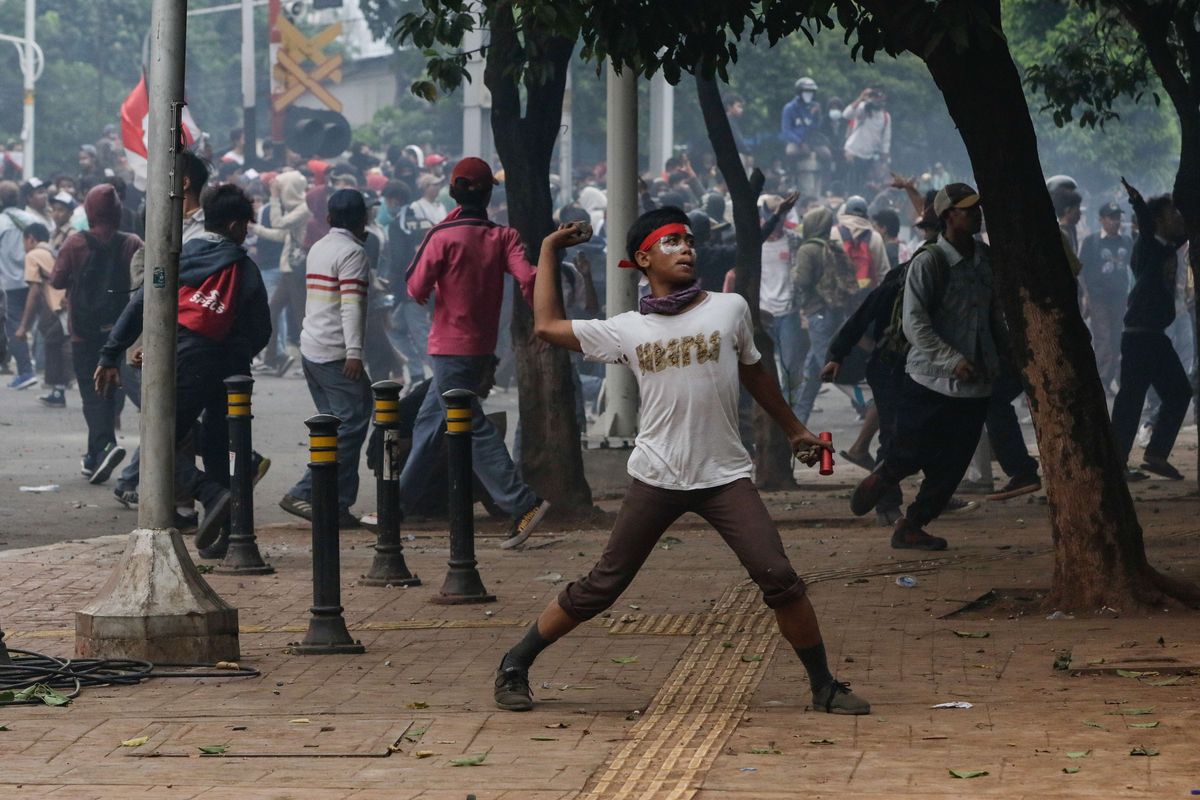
top-left (51, 183), bottom-right (142, 484)
top-left (832, 195), bottom-right (889, 289)
top-left (95, 184), bottom-right (271, 554)
top-left (848, 183), bottom-right (1000, 550)
top-left (791, 204), bottom-right (860, 425)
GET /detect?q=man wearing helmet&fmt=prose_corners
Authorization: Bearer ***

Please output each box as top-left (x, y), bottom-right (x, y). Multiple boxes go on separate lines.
top-left (781, 77), bottom-right (832, 194)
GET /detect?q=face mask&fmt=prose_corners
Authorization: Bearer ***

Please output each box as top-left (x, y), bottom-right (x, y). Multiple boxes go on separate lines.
top-left (801, 92), bottom-right (815, 104)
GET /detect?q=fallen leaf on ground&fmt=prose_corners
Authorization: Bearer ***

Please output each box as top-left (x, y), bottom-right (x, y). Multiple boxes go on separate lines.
top-left (952, 631), bottom-right (990, 638)
top-left (289, 718), bottom-right (310, 724)
top-left (1063, 766), bottom-right (1080, 774)
top-left (214, 661), bottom-right (240, 670)
top-left (1116, 670), bottom-right (1155, 678)
top-left (196, 564), bottom-right (214, 574)
top-left (14, 684), bottom-right (70, 707)
top-left (750, 746), bottom-right (781, 754)
top-left (120, 736), bottom-right (149, 748)
top-left (1082, 720), bottom-right (1106, 730)
top-left (404, 727), bottom-right (427, 742)
top-left (1066, 750), bottom-right (1090, 759)
top-left (414, 750), bottom-right (436, 758)
top-left (407, 701), bottom-right (429, 709)
top-left (450, 752), bottom-right (488, 766)
top-left (741, 654), bottom-right (764, 663)
top-left (1119, 707), bottom-right (1155, 716)
top-left (1129, 721), bottom-right (1159, 729)
top-left (949, 769), bottom-right (989, 779)
top-left (808, 738), bottom-right (836, 745)
top-left (0, 725), bottom-right (8, 731)
top-left (1129, 746), bottom-right (1159, 757)
top-left (198, 745), bottom-right (228, 755)
top-left (611, 656), bottom-right (639, 664)
top-left (1148, 676), bottom-right (1181, 686)
top-left (545, 723), bottom-right (569, 729)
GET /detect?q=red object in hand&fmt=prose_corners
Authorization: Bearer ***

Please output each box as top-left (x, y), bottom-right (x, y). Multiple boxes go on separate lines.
top-left (819, 432), bottom-right (834, 476)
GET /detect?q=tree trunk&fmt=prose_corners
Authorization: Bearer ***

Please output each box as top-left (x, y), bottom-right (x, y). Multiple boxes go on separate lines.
top-left (484, 9), bottom-right (593, 516)
top-left (857, 0), bottom-right (1200, 609)
top-left (695, 76), bottom-right (795, 490)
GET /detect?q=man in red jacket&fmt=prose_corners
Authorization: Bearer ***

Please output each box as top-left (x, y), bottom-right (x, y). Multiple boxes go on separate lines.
top-left (399, 157), bottom-right (548, 549)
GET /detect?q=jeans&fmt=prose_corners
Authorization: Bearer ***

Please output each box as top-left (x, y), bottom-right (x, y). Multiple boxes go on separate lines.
top-left (764, 310), bottom-right (807, 414)
top-left (72, 336), bottom-right (118, 460)
top-left (387, 300), bottom-right (432, 382)
top-left (794, 309), bottom-right (844, 424)
top-left (1087, 294), bottom-right (1123, 391)
top-left (880, 375), bottom-right (990, 528)
top-left (260, 269), bottom-right (285, 364)
top-left (397, 354), bottom-right (536, 517)
top-left (5, 287), bottom-right (31, 374)
top-left (289, 357), bottom-right (373, 511)
top-left (864, 353), bottom-right (904, 514)
top-left (985, 360), bottom-right (1039, 479)
top-left (38, 310), bottom-right (70, 386)
top-left (1112, 331), bottom-right (1191, 462)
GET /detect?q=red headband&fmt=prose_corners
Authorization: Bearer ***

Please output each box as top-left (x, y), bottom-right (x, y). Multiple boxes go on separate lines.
top-left (618, 223), bottom-right (692, 269)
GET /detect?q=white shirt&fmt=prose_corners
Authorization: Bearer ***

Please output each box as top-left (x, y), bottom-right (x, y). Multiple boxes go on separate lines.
top-left (842, 103), bottom-right (891, 160)
top-left (410, 198), bottom-right (447, 229)
top-left (572, 291), bottom-right (761, 490)
top-left (759, 236), bottom-right (794, 317)
top-left (300, 228), bottom-right (369, 363)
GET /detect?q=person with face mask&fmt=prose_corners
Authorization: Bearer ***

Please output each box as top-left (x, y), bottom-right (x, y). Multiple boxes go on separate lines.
top-left (781, 77), bottom-right (832, 192)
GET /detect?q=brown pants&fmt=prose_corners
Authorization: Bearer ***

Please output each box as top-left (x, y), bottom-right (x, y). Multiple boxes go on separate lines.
top-left (558, 478), bottom-right (807, 621)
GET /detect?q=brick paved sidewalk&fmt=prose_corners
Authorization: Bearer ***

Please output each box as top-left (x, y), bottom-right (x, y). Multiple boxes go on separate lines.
top-left (1, 478), bottom-right (1198, 799)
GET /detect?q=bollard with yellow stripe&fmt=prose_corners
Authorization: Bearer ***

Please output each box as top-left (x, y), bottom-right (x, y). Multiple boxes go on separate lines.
top-left (373, 385), bottom-right (400, 426)
top-left (363, 381), bottom-right (420, 587)
top-left (444, 391), bottom-right (474, 435)
top-left (307, 415), bottom-right (340, 465)
top-left (216, 375), bottom-right (274, 574)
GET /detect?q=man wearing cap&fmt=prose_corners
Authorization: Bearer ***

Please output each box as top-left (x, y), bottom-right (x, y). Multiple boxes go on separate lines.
top-left (411, 173), bottom-right (447, 230)
top-left (400, 156), bottom-right (549, 549)
top-left (22, 179), bottom-right (52, 230)
top-left (48, 190), bottom-right (77, 252)
top-left (849, 183), bottom-right (1001, 550)
top-left (279, 188), bottom-right (374, 529)
top-left (1078, 201), bottom-right (1132, 393)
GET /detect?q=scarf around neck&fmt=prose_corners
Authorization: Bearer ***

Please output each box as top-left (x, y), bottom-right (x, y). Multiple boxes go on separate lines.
top-left (640, 282), bottom-right (702, 316)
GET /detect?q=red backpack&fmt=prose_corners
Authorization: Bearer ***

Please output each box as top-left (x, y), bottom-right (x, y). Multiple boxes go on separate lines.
top-left (178, 264), bottom-right (239, 342)
top-left (838, 224), bottom-right (874, 287)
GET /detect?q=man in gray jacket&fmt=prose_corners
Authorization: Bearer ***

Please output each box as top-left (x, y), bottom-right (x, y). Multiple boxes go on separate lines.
top-left (848, 183), bottom-right (999, 550)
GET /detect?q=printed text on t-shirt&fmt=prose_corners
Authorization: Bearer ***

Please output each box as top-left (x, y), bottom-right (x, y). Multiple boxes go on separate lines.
top-left (634, 332), bottom-right (721, 375)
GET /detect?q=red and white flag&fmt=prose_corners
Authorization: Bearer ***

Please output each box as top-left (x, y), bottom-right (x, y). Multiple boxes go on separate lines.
top-left (120, 74), bottom-right (203, 190)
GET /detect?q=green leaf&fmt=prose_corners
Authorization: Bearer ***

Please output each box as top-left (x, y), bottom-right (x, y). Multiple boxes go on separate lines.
top-left (450, 752), bottom-right (488, 766)
top-left (1063, 766), bottom-right (1080, 774)
top-left (404, 727), bottom-right (427, 742)
top-left (1116, 669), bottom-right (1151, 678)
top-left (0, 725), bottom-right (9, 731)
top-left (750, 746), bottom-right (781, 754)
top-left (198, 745), bottom-right (228, 755)
top-left (407, 701), bottom-right (429, 709)
top-left (610, 656), bottom-right (639, 665)
top-left (952, 631), bottom-right (990, 638)
top-left (121, 736), bottom-right (149, 748)
top-left (741, 654), bottom-right (763, 663)
top-left (1148, 676), bottom-right (1180, 686)
top-left (14, 684), bottom-right (70, 707)
top-left (1082, 720), bottom-right (1106, 730)
top-left (1129, 745), bottom-right (1159, 757)
top-left (1066, 750), bottom-right (1090, 759)
top-left (1121, 707), bottom-right (1155, 716)
top-left (1129, 721), bottom-right (1159, 729)
top-left (808, 738), bottom-right (836, 745)
top-left (0, 692), bottom-right (12, 703)
top-left (721, 642), bottom-right (734, 649)
top-left (949, 769), bottom-right (989, 779)
top-left (196, 564), bottom-right (214, 574)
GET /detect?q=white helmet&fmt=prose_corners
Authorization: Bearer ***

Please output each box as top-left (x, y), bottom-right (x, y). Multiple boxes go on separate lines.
top-left (795, 77), bottom-right (819, 93)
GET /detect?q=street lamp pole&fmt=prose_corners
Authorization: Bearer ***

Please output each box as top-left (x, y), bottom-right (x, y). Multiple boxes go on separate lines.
top-left (22, 0), bottom-right (35, 181)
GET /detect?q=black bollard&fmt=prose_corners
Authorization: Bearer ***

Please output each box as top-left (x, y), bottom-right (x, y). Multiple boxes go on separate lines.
top-left (290, 414), bottom-right (365, 655)
top-left (431, 389), bottom-right (496, 605)
top-left (217, 375), bottom-right (275, 574)
top-left (362, 380), bottom-right (421, 587)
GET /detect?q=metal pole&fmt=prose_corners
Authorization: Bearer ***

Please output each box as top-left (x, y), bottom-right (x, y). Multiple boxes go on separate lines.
top-left (291, 414), bottom-right (365, 655)
top-left (461, 6), bottom-right (484, 157)
top-left (268, 0), bottom-right (283, 142)
top-left (431, 389), bottom-right (495, 605)
top-left (75, 0), bottom-right (240, 664)
top-left (362, 380), bottom-right (420, 587)
top-left (216, 375), bottom-right (274, 573)
top-left (140, 0), bottom-right (188, 531)
top-left (596, 62), bottom-right (639, 438)
top-left (240, 0), bottom-right (256, 168)
top-left (648, 72), bottom-right (674, 177)
top-left (21, 0), bottom-right (34, 181)
top-left (558, 62), bottom-right (573, 207)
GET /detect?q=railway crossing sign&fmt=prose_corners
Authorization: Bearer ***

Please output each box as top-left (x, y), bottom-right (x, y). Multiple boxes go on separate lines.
top-left (272, 18), bottom-right (343, 113)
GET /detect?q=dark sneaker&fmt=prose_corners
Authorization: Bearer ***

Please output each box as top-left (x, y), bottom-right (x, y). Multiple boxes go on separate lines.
top-left (891, 518), bottom-right (948, 551)
top-left (1140, 459), bottom-right (1184, 481)
top-left (339, 508), bottom-right (363, 530)
top-left (850, 471), bottom-right (892, 516)
top-left (198, 526), bottom-right (230, 560)
top-left (174, 510), bottom-right (198, 533)
top-left (987, 473), bottom-right (1041, 501)
top-left (811, 679), bottom-right (871, 715)
top-left (252, 452), bottom-right (271, 486)
top-left (194, 489), bottom-right (231, 550)
top-left (1125, 467), bottom-right (1149, 482)
top-left (944, 497), bottom-right (979, 514)
top-left (88, 443), bottom-right (127, 485)
top-left (38, 389), bottom-right (66, 408)
top-left (494, 665), bottom-right (534, 711)
top-left (501, 499), bottom-right (550, 550)
top-left (279, 493), bottom-right (313, 521)
top-left (9, 373), bottom-right (38, 390)
top-left (80, 454), bottom-right (96, 478)
top-left (956, 478), bottom-right (994, 494)
top-left (114, 487), bottom-right (139, 508)
top-left (876, 507), bottom-right (901, 527)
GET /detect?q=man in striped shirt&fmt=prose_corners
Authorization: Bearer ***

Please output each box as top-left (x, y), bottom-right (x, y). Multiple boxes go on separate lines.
top-left (280, 189), bottom-right (373, 529)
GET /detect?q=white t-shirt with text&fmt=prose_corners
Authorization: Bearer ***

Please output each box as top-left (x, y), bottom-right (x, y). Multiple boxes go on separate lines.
top-left (572, 291), bottom-right (762, 490)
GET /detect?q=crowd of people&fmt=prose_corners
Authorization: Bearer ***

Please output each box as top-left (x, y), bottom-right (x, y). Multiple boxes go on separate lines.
top-left (0, 81), bottom-right (1193, 714)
